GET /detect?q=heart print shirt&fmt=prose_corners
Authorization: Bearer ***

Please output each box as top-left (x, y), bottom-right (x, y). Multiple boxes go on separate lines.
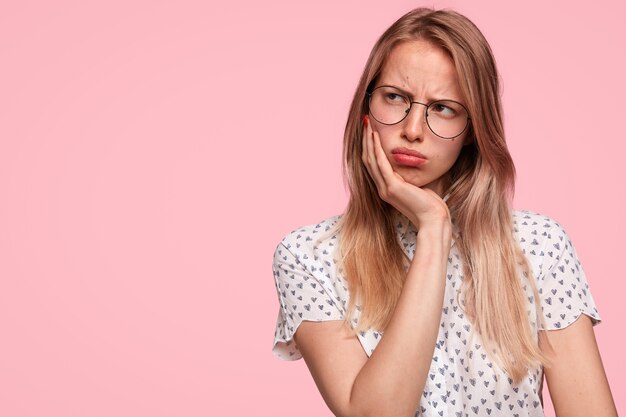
top-left (271, 210), bottom-right (601, 417)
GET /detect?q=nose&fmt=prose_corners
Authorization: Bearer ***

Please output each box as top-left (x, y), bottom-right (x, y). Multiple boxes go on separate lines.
top-left (402, 102), bottom-right (427, 142)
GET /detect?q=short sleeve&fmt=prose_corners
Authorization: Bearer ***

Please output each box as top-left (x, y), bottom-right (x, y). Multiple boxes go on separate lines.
top-left (271, 238), bottom-right (344, 360)
top-left (536, 219), bottom-right (601, 330)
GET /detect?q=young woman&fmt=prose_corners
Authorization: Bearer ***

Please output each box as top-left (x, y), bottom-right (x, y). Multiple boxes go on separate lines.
top-left (271, 8), bottom-right (617, 417)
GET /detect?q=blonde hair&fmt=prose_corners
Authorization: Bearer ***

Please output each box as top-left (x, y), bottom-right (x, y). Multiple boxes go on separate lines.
top-left (339, 8), bottom-right (553, 382)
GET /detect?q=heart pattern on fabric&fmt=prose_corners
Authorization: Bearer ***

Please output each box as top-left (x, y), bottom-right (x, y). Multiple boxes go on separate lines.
top-left (271, 210), bottom-right (601, 416)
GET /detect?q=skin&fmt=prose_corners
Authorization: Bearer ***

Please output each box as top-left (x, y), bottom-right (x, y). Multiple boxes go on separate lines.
top-left (293, 39), bottom-right (617, 417)
top-left (541, 315), bottom-right (617, 416)
top-left (368, 40), bottom-right (470, 207)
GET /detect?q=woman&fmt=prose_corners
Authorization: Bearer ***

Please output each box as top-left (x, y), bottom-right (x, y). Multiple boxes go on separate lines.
top-left (271, 8), bottom-right (616, 417)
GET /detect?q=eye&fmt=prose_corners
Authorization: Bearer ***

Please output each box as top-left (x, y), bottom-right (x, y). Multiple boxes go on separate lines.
top-left (384, 92), bottom-right (406, 103)
top-left (429, 102), bottom-right (458, 118)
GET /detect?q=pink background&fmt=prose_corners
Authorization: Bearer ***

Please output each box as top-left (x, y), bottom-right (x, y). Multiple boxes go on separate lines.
top-left (0, 0), bottom-right (623, 415)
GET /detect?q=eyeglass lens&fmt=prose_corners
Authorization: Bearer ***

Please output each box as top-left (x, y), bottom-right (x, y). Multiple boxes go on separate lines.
top-left (368, 86), bottom-right (469, 139)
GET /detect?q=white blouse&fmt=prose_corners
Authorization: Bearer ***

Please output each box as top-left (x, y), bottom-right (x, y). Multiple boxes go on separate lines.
top-left (271, 210), bottom-right (601, 417)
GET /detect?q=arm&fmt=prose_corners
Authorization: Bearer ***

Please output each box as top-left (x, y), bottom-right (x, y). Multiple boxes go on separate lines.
top-left (293, 117), bottom-right (452, 417)
top-left (295, 222), bottom-right (451, 417)
top-left (542, 314), bottom-right (617, 417)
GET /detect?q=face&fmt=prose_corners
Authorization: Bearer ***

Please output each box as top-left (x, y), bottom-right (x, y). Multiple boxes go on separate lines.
top-left (368, 39), bottom-right (470, 196)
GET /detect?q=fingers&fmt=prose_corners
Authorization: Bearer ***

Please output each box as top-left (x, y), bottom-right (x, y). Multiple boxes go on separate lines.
top-left (361, 115), bottom-right (406, 202)
top-left (361, 116), bottom-right (369, 165)
top-left (360, 116), bottom-right (450, 227)
top-left (371, 129), bottom-right (398, 185)
top-left (362, 115), bottom-right (385, 190)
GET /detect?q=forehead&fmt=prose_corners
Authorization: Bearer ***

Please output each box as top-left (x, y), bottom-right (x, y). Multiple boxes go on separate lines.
top-left (377, 40), bottom-right (462, 99)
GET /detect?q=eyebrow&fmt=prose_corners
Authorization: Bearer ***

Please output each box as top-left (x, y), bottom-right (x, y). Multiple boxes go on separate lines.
top-left (379, 84), bottom-right (414, 98)
top-left (377, 83), bottom-right (460, 103)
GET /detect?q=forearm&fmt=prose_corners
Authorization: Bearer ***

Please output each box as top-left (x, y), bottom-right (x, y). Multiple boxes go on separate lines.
top-left (348, 222), bottom-right (452, 417)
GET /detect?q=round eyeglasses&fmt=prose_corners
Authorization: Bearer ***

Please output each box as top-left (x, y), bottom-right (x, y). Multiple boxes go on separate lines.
top-left (366, 85), bottom-right (471, 139)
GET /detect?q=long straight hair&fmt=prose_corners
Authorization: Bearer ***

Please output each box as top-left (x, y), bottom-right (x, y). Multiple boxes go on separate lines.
top-left (338, 8), bottom-right (553, 382)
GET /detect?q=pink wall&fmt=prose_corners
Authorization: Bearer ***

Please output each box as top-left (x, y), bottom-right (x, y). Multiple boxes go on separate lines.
top-left (0, 0), bottom-right (623, 415)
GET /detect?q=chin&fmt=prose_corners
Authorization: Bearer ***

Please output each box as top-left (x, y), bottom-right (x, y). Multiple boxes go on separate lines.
top-left (400, 173), bottom-right (435, 187)
top-left (406, 176), bottom-right (445, 194)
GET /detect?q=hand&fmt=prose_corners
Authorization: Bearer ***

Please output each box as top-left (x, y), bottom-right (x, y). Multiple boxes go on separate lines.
top-left (361, 115), bottom-right (451, 230)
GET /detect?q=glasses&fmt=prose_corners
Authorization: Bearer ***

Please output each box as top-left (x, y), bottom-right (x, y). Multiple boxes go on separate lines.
top-left (366, 85), bottom-right (471, 139)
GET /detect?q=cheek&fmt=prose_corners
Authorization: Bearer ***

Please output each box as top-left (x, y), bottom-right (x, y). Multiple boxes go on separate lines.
top-left (432, 143), bottom-right (465, 164)
top-left (375, 126), bottom-right (398, 153)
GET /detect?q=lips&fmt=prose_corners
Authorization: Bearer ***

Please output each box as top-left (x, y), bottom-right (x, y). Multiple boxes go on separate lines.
top-left (391, 147), bottom-right (428, 159)
top-left (390, 147), bottom-right (428, 167)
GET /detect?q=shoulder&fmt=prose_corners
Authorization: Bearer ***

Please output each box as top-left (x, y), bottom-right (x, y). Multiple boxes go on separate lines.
top-left (275, 214), bottom-right (343, 258)
top-left (273, 214), bottom-right (344, 272)
top-left (511, 209), bottom-right (570, 251)
top-left (512, 209), bottom-right (585, 282)
top-left (512, 209), bottom-right (566, 235)
top-left (271, 214), bottom-right (348, 360)
top-left (511, 209), bottom-right (577, 278)
top-left (511, 211), bottom-right (601, 329)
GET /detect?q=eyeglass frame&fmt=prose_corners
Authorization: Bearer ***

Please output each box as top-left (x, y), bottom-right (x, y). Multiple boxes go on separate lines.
top-left (365, 85), bottom-right (472, 140)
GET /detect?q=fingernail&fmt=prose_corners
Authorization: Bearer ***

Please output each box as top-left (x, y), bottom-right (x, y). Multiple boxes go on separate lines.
top-left (362, 114), bottom-right (369, 127)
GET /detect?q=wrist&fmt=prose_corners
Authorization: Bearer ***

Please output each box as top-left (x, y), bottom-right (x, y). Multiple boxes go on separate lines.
top-left (416, 220), bottom-right (453, 243)
top-left (411, 212), bottom-right (451, 231)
